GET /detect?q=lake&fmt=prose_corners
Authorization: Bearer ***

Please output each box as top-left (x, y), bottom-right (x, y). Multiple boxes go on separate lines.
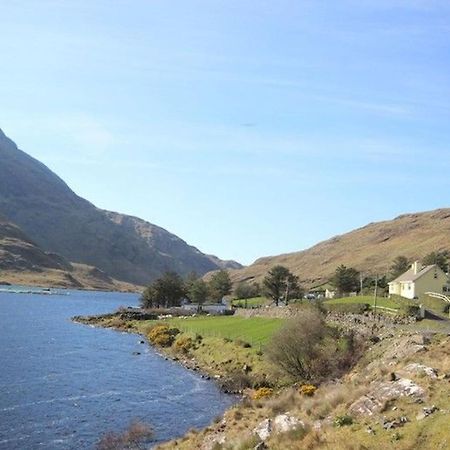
top-left (0, 289), bottom-right (236, 449)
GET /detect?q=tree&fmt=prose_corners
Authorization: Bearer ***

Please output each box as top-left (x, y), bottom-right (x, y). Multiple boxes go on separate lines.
top-left (184, 271), bottom-right (200, 292)
top-left (140, 272), bottom-right (185, 308)
top-left (390, 256), bottom-right (410, 280)
top-left (188, 279), bottom-right (209, 311)
top-left (263, 265), bottom-right (302, 306)
top-left (209, 270), bottom-right (232, 302)
top-left (331, 265), bottom-right (360, 295)
top-left (234, 281), bottom-right (260, 300)
top-left (423, 251), bottom-right (449, 273)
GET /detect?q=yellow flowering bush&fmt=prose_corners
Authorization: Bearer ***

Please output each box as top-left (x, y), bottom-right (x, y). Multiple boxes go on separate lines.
top-left (148, 324), bottom-right (179, 347)
top-left (253, 387), bottom-right (274, 400)
top-left (299, 384), bottom-right (317, 397)
top-left (174, 335), bottom-right (193, 353)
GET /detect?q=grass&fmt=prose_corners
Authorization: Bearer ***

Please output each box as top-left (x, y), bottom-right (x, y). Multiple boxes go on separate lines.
top-left (165, 315), bottom-right (283, 346)
top-left (231, 296), bottom-right (269, 308)
top-left (325, 295), bottom-right (404, 310)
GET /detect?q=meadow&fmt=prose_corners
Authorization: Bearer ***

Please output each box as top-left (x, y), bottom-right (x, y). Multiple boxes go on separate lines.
top-left (166, 315), bottom-right (283, 346)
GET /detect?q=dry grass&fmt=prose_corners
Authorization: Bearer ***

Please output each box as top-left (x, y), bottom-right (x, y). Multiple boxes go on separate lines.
top-left (227, 208), bottom-right (450, 287)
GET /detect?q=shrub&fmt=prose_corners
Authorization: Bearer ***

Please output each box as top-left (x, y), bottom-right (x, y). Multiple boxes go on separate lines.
top-left (333, 415), bottom-right (353, 427)
top-left (399, 304), bottom-right (421, 317)
top-left (300, 384), bottom-right (317, 397)
top-left (147, 325), bottom-right (179, 347)
top-left (253, 387), bottom-right (273, 400)
top-left (96, 420), bottom-right (153, 450)
top-left (266, 310), bottom-right (364, 383)
top-left (174, 335), bottom-right (193, 353)
top-left (221, 372), bottom-right (252, 391)
top-left (235, 339), bottom-right (252, 348)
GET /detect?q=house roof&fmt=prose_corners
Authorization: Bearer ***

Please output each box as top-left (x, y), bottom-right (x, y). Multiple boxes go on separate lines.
top-left (389, 264), bottom-right (437, 284)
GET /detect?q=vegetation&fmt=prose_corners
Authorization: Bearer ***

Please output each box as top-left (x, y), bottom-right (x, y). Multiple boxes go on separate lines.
top-left (266, 309), bottom-right (362, 382)
top-left (164, 315), bottom-right (283, 346)
top-left (331, 265), bottom-right (360, 295)
top-left (423, 250), bottom-right (449, 272)
top-left (187, 279), bottom-right (209, 311)
top-left (325, 295), bottom-right (402, 310)
top-left (96, 420), bottom-right (153, 450)
top-left (232, 296), bottom-right (268, 308)
top-left (233, 281), bottom-right (261, 300)
top-left (263, 265), bottom-right (303, 306)
top-left (299, 384), bottom-right (317, 397)
top-left (208, 269), bottom-right (233, 301)
top-left (141, 272), bottom-right (186, 308)
top-left (147, 324), bottom-right (180, 347)
top-left (253, 387), bottom-right (274, 400)
top-left (390, 255), bottom-right (410, 280)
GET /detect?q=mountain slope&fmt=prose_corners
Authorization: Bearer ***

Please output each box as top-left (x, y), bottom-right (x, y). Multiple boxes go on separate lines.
top-left (0, 129), bottom-right (241, 285)
top-left (0, 215), bottom-right (137, 290)
top-left (229, 208), bottom-right (450, 287)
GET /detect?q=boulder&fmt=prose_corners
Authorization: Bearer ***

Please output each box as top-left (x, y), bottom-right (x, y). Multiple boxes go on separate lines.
top-left (349, 378), bottom-right (425, 417)
top-left (254, 419), bottom-right (272, 441)
top-left (273, 414), bottom-right (303, 433)
top-left (402, 363), bottom-right (438, 379)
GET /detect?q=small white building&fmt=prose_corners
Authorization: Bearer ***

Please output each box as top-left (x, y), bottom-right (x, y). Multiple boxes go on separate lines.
top-left (388, 261), bottom-right (449, 300)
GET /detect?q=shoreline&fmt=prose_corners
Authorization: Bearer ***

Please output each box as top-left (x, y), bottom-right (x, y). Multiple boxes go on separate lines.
top-left (72, 313), bottom-right (246, 395)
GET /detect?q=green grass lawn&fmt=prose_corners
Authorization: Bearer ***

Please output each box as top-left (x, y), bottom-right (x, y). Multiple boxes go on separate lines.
top-left (231, 296), bottom-right (269, 308)
top-left (165, 315), bottom-right (283, 346)
top-left (325, 295), bottom-right (403, 310)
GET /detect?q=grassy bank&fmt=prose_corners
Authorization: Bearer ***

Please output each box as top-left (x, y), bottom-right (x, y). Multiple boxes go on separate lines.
top-left (157, 331), bottom-right (450, 450)
top-left (77, 312), bottom-right (286, 390)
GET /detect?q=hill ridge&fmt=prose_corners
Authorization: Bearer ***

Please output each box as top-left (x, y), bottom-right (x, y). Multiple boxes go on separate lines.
top-left (0, 128), bottom-right (241, 285)
top-left (229, 207), bottom-right (450, 287)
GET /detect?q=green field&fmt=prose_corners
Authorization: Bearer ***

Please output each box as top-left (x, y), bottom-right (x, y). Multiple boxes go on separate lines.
top-left (231, 296), bottom-right (269, 308)
top-left (325, 295), bottom-right (403, 310)
top-left (165, 315), bottom-right (283, 346)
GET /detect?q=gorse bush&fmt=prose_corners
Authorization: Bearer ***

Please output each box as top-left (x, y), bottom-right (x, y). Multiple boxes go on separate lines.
top-left (147, 325), bottom-right (180, 347)
top-left (300, 384), bottom-right (317, 397)
top-left (174, 335), bottom-right (193, 353)
top-left (252, 387), bottom-right (273, 400)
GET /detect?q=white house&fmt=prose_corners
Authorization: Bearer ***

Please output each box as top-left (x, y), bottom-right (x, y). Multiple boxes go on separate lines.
top-left (388, 261), bottom-right (449, 300)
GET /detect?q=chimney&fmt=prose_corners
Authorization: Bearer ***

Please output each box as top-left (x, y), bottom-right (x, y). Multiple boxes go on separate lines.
top-left (412, 261), bottom-right (421, 274)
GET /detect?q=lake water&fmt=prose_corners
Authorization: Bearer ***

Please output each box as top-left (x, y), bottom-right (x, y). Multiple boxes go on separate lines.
top-left (0, 289), bottom-right (236, 449)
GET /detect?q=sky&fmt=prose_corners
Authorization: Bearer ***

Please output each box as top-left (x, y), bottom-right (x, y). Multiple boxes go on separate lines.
top-left (0, 0), bottom-right (450, 265)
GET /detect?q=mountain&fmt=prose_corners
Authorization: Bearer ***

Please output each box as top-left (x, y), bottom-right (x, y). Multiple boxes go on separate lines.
top-left (0, 215), bottom-right (137, 290)
top-left (228, 208), bottom-right (450, 287)
top-left (0, 128), bottom-right (241, 285)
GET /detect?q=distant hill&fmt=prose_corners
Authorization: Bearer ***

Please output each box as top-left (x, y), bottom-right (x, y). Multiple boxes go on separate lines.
top-left (228, 208), bottom-right (450, 288)
top-left (0, 215), bottom-right (137, 290)
top-left (0, 128), bottom-right (241, 285)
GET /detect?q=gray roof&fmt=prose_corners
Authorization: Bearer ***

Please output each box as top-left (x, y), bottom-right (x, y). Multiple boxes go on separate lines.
top-left (390, 264), bottom-right (436, 284)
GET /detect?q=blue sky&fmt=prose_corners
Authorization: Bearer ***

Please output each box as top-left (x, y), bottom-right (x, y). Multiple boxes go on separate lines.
top-left (1, 1), bottom-right (450, 265)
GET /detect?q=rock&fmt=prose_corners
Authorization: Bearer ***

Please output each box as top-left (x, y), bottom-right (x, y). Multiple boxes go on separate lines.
top-left (403, 363), bottom-right (438, 379)
top-left (254, 442), bottom-right (267, 450)
top-left (273, 414), bottom-right (303, 433)
top-left (254, 419), bottom-right (272, 441)
top-left (382, 416), bottom-right (409, 430)
top-left (417, 405), bottom-right (439, 420)
top-left (349, 378), bottom-right (425, 416)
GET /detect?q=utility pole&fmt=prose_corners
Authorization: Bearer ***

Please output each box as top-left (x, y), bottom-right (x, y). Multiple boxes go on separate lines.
top-left (360, 273), bottom-right (364, 296)
top-left (373, 274), bottom-right (378, 314)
